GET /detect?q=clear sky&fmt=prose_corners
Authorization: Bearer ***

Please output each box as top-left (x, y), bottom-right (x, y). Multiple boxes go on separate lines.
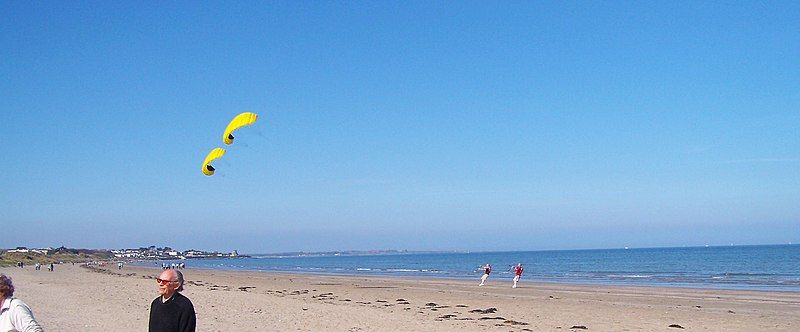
top-left (1, 1), bottom-right (798, 254)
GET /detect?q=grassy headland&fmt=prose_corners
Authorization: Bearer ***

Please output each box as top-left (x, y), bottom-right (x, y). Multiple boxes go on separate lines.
top-left (0, 248), bottom-right (114, 267)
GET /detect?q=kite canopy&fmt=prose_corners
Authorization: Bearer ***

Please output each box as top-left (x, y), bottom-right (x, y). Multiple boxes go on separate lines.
top-left (201, 147), bottom-right (226, 176)
top-left (223, 112), bottom-right (258, 145)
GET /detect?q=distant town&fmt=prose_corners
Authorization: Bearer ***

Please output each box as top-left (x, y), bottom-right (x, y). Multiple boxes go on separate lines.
top-left (1, 245), bottom-right (242, 263)
top-left (2, 246), bottom-right (448, 265)
top-left (108, 246), bottom-right (242, 260)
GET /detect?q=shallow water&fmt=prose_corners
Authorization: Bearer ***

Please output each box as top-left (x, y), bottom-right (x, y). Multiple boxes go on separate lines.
top-left (142, 244), bottom-right (800, 292)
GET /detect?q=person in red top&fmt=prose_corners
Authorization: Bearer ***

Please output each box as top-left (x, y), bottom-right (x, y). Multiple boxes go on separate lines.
top-left (512, 263), bottom-right (524, 288)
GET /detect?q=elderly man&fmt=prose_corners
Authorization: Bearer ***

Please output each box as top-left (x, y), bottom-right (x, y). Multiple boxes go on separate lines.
top-left (0, 274), bottom-right (44, 332)
top-left (148, 269), bottom-right (196, 332)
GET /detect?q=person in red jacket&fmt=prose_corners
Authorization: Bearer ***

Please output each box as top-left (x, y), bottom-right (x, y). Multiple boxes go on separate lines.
top-left (512, 263), bottom-right (524, 288)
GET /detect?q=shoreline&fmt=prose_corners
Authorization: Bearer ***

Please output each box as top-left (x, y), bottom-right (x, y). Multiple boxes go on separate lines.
top-left (130, 264), bottom-right (800, 304)
top-left (4, 263), bottom-right (799, 331)
top-left (129, 260), bottom-right (800, 294)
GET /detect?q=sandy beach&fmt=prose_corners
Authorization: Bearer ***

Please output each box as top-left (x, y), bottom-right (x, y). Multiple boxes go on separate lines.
top-left (2, 263), bottom-right (799, 331)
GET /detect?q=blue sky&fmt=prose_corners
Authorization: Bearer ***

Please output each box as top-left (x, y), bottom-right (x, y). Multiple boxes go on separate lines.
top-left (1, 1), bottom-right (798, 253)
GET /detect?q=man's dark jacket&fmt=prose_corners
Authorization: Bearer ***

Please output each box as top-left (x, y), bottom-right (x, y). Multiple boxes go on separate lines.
top-left (148, 292), bottom-right (196, 332)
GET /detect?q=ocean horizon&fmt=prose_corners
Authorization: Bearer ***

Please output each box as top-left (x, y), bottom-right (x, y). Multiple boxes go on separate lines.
top-left (139, 244), bottom-right (800, 292)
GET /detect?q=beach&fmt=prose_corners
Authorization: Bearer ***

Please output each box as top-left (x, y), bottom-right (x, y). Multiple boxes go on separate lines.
top-left (2, 264), bottom-right (799, 331)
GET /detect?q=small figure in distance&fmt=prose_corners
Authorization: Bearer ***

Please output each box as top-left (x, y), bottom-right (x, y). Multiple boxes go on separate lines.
top-left (0, 274), bottom-right (44, 332)
top-left (478, 263), bottom-right (492, 286)
top-left (149, 269), bottom-right (196, 332)
top-left (512, 263), bottom-right (524, 288)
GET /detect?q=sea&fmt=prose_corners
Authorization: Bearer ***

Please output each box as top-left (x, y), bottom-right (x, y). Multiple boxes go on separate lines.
top-left (144, 244), bottom-right (800, 292)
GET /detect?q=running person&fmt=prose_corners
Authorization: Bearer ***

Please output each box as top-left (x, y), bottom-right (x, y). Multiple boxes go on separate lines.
top-left (478, 263), bottom-right (492, 286)
top-left (512, 263), bottom-right (524, 288)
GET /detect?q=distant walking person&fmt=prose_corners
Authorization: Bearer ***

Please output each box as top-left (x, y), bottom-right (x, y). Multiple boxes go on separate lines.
top-left (47, 263), bottom-right (54, 272)
top-left (478, 263), bottom-right (492, 286)
top-left (149, 269), bottom-right (196, 332)
top-left (0, 274), bottom-right (44, 332)
top-left (512, 263), bottom-right (524, 288)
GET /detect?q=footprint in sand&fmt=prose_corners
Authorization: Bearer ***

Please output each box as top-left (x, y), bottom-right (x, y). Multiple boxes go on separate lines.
top-left (312, 292), bottom-right (335, 300)
top-left (503, 319), bottom-right (529, 326)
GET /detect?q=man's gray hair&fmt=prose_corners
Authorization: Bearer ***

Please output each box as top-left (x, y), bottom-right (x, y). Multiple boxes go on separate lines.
top-left (175, 270), bottom-right (185, 292)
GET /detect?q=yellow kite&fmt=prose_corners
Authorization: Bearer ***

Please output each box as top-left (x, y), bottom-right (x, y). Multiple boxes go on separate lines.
top-left (201, 148), bottom-right (226, 176)
top-left (223, 112), bottom-right (258, 145)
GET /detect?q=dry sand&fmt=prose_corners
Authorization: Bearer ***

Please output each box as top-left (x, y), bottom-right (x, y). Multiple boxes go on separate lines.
top-left (2, 263), bottom-right (799, 331)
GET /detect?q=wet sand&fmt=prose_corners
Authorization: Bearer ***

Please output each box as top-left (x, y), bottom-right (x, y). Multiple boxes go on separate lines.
top-left (2, 264), bottom-right (799, 331)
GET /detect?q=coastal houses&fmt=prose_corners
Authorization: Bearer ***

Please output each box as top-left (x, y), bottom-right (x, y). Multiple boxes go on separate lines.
top-left (110, 246), bottom-right (241, 260)
top-left (3, 245), bottom-right (242, 263)
top-left (7, 247), bottom-right (53, 254)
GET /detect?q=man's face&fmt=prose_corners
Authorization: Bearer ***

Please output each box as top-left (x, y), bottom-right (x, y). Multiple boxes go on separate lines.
top-left (156, 270), bottom-right (179, 298)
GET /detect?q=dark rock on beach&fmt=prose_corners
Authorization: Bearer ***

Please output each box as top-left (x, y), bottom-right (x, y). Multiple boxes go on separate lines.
top-left (468, 307), bottom-right (498, 314)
